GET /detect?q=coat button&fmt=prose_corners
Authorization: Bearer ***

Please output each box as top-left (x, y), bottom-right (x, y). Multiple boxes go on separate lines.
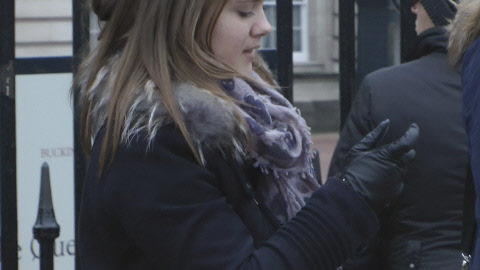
top-left (409, 263), bottom-right (415, 269)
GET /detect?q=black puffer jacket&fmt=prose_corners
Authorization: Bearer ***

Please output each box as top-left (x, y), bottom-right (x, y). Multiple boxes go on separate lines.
top-left (329, 27), bottom-right (468, 270)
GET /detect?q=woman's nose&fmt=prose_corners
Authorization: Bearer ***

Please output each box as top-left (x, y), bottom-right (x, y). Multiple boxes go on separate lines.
top-left (251, 9), bottom-right (272, 37)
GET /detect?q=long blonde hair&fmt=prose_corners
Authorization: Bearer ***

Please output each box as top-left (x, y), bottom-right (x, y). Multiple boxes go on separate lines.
top-left (74, 0), bottom-right (275, 174)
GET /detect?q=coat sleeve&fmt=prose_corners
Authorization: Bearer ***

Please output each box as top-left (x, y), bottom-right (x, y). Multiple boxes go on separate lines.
top-left (328, 77), bottom-right (377, 177)
top-left (103, 125), bottom-right (379, 270)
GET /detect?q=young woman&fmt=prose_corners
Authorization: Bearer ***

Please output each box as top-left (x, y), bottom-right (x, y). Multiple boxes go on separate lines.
top-left (75, 0), bottom-right (418, 269)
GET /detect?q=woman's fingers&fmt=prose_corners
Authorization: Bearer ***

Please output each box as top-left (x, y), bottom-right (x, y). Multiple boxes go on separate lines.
top-left (384, 123), bottom-right (419, 159)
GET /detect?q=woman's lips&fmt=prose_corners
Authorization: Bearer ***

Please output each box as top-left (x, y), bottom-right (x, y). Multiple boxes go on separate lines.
top-left (243, 49), bottom-right (255, 60)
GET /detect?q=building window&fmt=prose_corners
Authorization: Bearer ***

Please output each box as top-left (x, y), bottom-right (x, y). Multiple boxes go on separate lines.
top-left (262, 0), bottom-right (309, 62)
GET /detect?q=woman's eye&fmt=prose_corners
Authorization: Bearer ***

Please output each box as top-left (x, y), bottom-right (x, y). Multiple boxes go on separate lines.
top-left (238, 10), bottom-right (254, 18)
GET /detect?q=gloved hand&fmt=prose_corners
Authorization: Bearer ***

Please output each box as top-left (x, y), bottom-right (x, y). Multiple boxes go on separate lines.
top-left (339, 119), bottom-right (419, 215)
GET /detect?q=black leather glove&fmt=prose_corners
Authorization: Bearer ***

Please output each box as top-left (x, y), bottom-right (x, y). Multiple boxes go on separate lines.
top-left (339, 119), bottom-right (419, 215)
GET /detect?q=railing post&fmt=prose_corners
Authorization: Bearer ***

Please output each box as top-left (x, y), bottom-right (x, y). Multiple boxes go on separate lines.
top-left (33, 162), bottom-right (60, 270)
top-left (356, 0), bottom-right (394, 85)
top-left (339, 0), bottom-right (356, 128)
top-left (400, 0), bottom-right (417, 62)
top-left (73, 0), bottom-right (89, 269)
top-left (276, 0), bottom-right (293, 103)
top-left (0, 0), bottom-right (18, 268)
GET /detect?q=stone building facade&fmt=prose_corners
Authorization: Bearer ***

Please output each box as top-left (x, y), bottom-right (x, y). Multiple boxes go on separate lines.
top-left (15, 0), bottom-right (341, 74)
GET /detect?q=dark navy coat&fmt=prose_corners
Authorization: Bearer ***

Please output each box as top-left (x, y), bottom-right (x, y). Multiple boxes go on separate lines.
top-left (462, 36), bottom-right (480, 269)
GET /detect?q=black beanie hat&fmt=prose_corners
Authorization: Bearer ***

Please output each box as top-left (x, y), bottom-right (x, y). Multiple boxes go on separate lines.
top-left (420, 0), bottom-right (458, 26)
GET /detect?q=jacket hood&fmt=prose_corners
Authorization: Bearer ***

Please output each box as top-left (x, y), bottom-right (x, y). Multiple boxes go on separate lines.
top-left (448, 0), bottom-right (480, 66)
top-left (78, 56), bottom-right (248, 164)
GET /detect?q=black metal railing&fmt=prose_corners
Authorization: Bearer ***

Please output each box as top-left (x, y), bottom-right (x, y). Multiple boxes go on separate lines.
top-left (357, 0), bottom-right (398, 86)
top-left (0, 0), bottom-right (18, 268)
top-left (339, 0), bottom-right (356, 128)
top-left (339, 0), bottom-right (417, 127)
top-left (276, 0), bottom-right (294, 103)
top-left (72, 1), bottom-right (89, 269)
top-left (33, 163), bottom-right (60, 270)
top-left (400, 0), bottom-right (418, 62)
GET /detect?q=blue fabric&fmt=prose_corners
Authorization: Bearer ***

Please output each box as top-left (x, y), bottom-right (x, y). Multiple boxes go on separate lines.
top-left (462, 36), bottom-right (480, 268)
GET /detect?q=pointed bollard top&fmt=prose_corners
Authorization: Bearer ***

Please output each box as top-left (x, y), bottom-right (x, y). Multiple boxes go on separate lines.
top-left (33, 162), bottom-right (60, 240)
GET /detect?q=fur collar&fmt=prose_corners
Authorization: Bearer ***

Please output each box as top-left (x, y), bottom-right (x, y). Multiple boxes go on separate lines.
top-left (79, 57), bottom-right (248, 164)
top-left (448, 0), bottom-right (480, 66)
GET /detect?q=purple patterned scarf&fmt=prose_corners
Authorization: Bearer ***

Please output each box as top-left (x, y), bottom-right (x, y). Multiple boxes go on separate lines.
top-left (221, 72), bottom-right (320, 224)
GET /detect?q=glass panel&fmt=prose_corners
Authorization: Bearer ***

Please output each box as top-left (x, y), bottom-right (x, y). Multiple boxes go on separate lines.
top-left (261, 3), bottom-right (303, 53)
top-left (293, 30), bottom-right (301, 52)
top-left (293, 6), bottom-right (301, 27)
top-left (262, 30), bottom-right (276, 49)
top-left (271, 31), bottom-right (277, 49)
top-left (262, 5), bottom-right (277, 49)
top-left (15, 0), bottom-right (73, 57)
top-left (265, 5), bottom-right (276, 26)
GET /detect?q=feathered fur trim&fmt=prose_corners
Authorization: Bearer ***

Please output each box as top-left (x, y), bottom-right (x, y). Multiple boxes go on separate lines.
top-left (448, 0), bottom-right (480, 66)
top-left (78, 57), bottom-right (249, 165)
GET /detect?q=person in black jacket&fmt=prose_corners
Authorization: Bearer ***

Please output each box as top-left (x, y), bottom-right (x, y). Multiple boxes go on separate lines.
top-left (329, 0), bottom-right (467, 269)
top-left (74, 0), bottom-right (418, 269)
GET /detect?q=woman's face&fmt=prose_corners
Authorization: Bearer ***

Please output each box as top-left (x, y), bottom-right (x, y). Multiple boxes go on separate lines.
top-left (211, 0), bottom-right (272, 76)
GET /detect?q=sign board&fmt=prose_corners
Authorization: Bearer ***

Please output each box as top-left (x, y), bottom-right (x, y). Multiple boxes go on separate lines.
top-left (16, 73), bottom-right (75, 269)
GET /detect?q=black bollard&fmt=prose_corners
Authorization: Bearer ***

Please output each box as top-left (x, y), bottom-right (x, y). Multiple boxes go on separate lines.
top-left (33, 162), bottom-right (60, 270)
